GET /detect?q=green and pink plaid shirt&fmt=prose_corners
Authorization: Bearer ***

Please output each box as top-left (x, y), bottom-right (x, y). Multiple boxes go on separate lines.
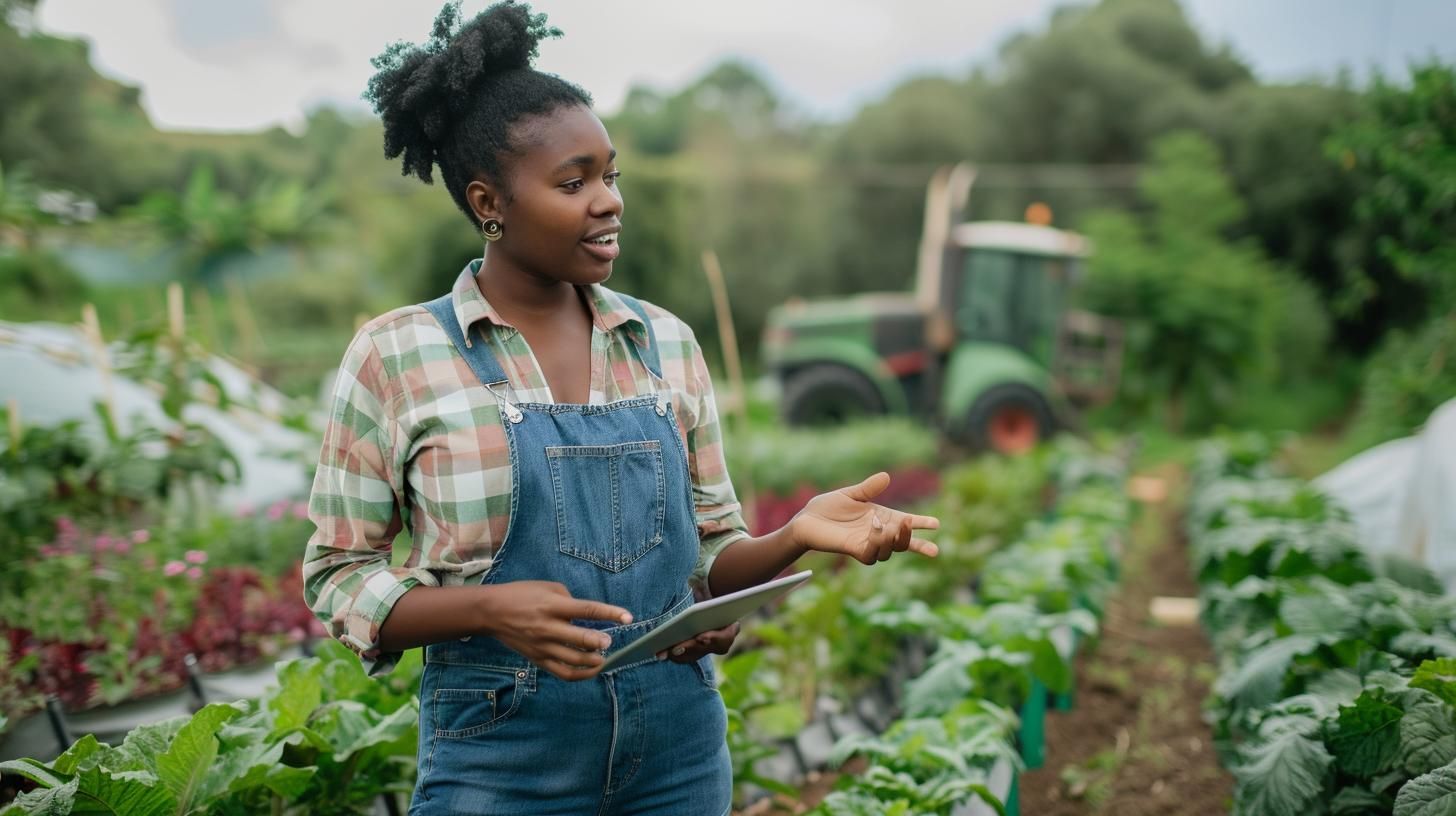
top-left (302, 262), bottom-right (749, 676)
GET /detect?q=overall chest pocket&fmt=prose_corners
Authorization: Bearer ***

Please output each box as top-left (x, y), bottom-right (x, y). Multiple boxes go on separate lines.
top-left (547, 439), bottom-right (666, 572)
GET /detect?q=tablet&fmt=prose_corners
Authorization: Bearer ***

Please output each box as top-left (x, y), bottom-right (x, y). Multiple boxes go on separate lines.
top-left (600, 570), bottom-right (813, 671)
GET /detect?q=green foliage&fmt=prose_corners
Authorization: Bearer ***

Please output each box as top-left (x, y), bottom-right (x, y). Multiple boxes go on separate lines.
top-left (1348, 315), bottom-right (1456, 447)
top-left (0, 643), bottom-right (421, 815)
top-left (1329, 63), bottom-right (1456, 318)
top-left (1192, 439), bottom-right (1456, 814)
top-left (1079, 132), bottom-right (1327, 431)
top-left (816, 702), bottom-right (1017, 815)
top-left (125, 165), bottom-right (332, 282)
top-left (726, 418), bottom-right (939, 497)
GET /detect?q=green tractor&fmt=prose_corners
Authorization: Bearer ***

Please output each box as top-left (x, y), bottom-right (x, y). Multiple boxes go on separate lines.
top-left (762, 164), bottom-right (1122, 454)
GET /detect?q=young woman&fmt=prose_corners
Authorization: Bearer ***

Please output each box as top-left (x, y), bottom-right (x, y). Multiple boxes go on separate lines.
top-left (302, 3), bottom-right (940, 813)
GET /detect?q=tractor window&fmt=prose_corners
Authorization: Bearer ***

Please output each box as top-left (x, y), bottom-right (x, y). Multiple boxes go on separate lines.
top-left (1017, 256), bottom-right (1068, 365)
top-left (956, 249), bottom-right (1016, 344)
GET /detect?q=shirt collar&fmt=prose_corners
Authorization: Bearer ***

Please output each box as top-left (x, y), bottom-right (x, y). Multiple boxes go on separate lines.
top-left (450, 259), bottom-right (650, 348)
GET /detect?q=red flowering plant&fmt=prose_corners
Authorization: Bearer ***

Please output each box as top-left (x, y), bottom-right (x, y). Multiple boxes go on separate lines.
top-left (0, 508), bottom-right (323, 728)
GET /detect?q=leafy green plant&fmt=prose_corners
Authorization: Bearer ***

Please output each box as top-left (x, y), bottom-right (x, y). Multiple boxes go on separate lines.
top-left (818, 700), bottom-right (1019, 816)
top-left (1226, 663), bottom-right (1456, 816)
top-left (1192, 437), bottom-right (1456, 814)
top-left (0, 642), bottom-right (420, 815)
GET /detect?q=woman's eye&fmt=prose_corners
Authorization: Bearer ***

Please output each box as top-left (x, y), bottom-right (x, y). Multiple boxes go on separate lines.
top-left (605, 171), bottom-right (622, 185)
top-left (561, 179), bottom-right (585, 192)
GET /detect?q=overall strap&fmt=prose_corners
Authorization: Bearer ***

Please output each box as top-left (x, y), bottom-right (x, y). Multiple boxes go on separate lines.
top-left (421, 294), bottom-right (511, 388)
top-left (614, 292), bottom-right (662, 380)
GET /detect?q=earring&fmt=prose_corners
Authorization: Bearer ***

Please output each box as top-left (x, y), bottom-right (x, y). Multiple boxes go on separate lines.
top-left (481, 218), bottom-right (503, 242)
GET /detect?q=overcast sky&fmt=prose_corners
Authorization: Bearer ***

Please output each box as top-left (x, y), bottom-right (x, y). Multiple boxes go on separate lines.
top-left (32, 0), bottom-right (1456, 133)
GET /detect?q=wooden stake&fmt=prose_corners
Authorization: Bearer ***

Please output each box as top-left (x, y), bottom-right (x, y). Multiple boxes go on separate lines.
top-left (6, 398), bottom-right (19, 453)
top-left (167, 282), bottom-right (185, 340)
top-left (81, 303), bottom-right (116, 421)
top-left (701, 250), bottom-right (746, 419)
top-left (701, 249), bottom-right (756, 526)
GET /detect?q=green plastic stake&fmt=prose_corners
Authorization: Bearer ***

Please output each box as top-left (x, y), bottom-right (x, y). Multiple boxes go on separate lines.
top-left (1019, 677), bottom-right (1047, 769)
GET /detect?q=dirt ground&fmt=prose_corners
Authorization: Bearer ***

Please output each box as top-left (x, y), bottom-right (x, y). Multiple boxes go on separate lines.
top-left (1018, 466), bottom-right (1234, 815)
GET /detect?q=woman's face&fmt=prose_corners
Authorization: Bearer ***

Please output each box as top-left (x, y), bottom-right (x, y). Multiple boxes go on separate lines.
top-left (477, 104), bottom-right (624, 286)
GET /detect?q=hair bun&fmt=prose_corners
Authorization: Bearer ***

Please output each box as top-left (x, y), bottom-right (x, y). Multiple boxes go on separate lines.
top-left (365, 1), bottom-right (562, 184)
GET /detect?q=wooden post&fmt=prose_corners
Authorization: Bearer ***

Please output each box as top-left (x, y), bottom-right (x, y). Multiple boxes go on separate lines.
top-left (81, 304), bottom-right (116, 422)
top-left (6, 398), bottom-right (19, 454)
top-left (701, 250), bottom-right (746, 418)
top-left (167, 282), bottom-right (185, 341)
top-left (701, 249), bottom-right (756, 528)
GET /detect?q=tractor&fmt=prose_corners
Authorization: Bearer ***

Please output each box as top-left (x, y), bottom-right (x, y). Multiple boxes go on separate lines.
top-left (762, 164), bottom-right (1122, 454)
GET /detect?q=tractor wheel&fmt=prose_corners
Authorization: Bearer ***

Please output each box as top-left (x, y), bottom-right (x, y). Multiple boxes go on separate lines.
top-left (781, 365), bottom-right (887, 427)
top-left (962, 383), bottom-right (1055, 454)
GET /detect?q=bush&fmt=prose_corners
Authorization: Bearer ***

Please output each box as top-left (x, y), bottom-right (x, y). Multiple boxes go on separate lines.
top-left (1349, 314), bottom-right (1456, 447)
top-left (0, 249), bottom-right (89, 319)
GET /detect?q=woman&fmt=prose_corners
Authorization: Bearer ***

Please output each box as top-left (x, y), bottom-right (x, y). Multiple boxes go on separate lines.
top-left (302, 3), bottom-right (940, 813)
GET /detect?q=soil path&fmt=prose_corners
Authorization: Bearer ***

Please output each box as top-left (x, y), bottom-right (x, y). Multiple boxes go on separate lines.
top-left (1018, 465), bottom-right (1233, 815)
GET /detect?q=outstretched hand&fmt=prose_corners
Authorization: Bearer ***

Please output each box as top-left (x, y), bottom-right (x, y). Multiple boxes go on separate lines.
top-left (791, 471), bottom-right (940, 565)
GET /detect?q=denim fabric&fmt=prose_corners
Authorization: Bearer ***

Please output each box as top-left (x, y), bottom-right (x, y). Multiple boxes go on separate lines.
top-left (409, 296), bottom-right (731, 815)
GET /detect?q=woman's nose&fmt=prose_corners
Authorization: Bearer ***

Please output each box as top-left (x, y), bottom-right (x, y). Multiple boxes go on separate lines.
top-left (591, 183), bottom-right (623, 219)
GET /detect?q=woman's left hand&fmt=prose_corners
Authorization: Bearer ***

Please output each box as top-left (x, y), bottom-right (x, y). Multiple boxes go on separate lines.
top-left (791, 471), bottom-right (941, 565)
top-left (657, 622), bottom-right (740, 663)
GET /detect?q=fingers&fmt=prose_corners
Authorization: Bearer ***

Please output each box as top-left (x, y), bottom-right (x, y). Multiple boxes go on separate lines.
top-left (660, 638), bottom-right (706, 663)
top-left (542, 622), bottom-right (612, 652)
top-left (658, 623), bottom-right (740, 661)
top-left (540, 657), bottom-right (603, 682)
top-left (539, 641), bottom-right (605, 670)
top-left (908, 538), bottom-right (940, 557)
top-left (563, 598), bottom-right (633, 625)
top-left (840, 471), bottom-right (890, 502)
top-left (863, 516), bottom-right (932, 564)
top-left (906, 512), bottom-right (940, 530)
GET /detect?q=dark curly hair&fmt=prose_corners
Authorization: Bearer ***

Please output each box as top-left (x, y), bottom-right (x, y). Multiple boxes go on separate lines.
top-left (363, 1), bottom-right (592, 224)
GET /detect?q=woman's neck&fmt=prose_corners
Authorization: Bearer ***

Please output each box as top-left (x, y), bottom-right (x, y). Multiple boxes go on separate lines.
top-left (476, 251), bottom-right (587, 329)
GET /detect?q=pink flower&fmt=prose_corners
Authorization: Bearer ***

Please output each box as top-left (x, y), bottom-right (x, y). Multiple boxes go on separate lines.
top-left (39, 545), bottom-right (58, 558)
top-left (291, 501), bottom-right (309, 520)
top-left (113, 539), bottom-right (132, 556)
top-left (266, 501), bottom-right (286, 521)
top-left (94, 535), bottom-right (113, 553)
top-left (131, 529), bottom-right (151, 545)
top-left (184, 550), bottom-right (208, 565)
top-left (186, 566), bottom-right (203, 580)
top-left (56, 517), bottom-right (76, 536)
top-left (163, 560), bottom-right (186, 577)
top-left (235, 503), bottom-right (255, 518)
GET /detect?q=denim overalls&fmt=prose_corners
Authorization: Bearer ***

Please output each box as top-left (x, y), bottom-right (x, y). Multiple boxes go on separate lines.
top-left (407, 292), bottom-right (732, 815)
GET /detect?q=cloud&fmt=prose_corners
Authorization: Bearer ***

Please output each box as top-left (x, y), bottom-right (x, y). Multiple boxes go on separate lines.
top-left (36, 0), bottom-right (1057, 131)
top-left (34, 0), bottom-right (1456, 133)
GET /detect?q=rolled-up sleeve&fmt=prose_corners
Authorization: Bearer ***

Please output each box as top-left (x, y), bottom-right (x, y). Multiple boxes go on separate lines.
top-left (683, 335), bottom-right (750, 596)
top-left (302, 328), bottom-right (425, 677)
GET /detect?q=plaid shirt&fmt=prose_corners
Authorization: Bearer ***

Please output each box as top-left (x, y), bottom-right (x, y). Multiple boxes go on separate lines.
top-left (303, 262), bottom-right (749, 676)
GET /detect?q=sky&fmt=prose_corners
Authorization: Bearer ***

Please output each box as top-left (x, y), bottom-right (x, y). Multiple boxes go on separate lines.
top-left (30, 0), bottom-right (1456, 134)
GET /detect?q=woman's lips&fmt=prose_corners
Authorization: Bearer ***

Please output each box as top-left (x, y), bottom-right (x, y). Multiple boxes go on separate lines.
top-left (581, 236), bottom-right (620, 261)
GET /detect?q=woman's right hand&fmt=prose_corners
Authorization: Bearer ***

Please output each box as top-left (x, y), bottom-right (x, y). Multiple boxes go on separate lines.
top-left (480, 581), bottom-right (632, 681)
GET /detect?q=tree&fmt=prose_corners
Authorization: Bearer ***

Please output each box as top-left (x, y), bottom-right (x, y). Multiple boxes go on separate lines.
top-left (1328, 62), bottom-right (1456, 320)
top-left (1077, 132), bottom-right (1322, 431)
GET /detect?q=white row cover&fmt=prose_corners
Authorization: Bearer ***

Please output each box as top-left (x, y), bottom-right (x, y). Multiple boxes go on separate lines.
top-left (0, 320), bottom-right (316, 511)
top-left (1315, 398), bottom-right (1456, 594)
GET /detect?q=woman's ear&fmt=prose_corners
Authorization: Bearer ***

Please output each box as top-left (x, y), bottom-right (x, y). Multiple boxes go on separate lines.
top-left (465, 178), bottom-right (505, 224)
